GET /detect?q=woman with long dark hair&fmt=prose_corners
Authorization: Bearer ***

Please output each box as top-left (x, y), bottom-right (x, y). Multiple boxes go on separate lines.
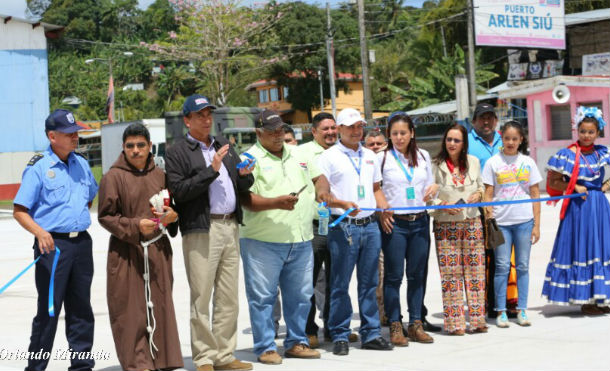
top-left (482, 121), bottom-right (542, 327)
top-left (378, 112), bottom-right (437, 346)
top-left (543, 107), bottom-right (610, 314)
top-left (431, 123), bottom-right (486, 335)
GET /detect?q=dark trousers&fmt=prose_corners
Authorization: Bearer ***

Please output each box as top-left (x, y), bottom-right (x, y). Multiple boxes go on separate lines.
top-left (26, 232), bottom-right (95, 371)
top-left (306, 226), bottom-right (331, 337)
top-left (382, 216), bottom-right (430, 323)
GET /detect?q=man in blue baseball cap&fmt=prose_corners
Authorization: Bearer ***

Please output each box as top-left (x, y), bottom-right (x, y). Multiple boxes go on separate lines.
top-left (166, 94), bottom-right (254, 371)
top-left (13, 108), bottom-right (98, 371)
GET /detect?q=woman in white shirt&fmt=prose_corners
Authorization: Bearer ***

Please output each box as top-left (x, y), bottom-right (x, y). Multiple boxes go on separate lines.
top-left (482, 121), bottom-right (541, 328)
top-left (378, 112), bottom-right (437, 346)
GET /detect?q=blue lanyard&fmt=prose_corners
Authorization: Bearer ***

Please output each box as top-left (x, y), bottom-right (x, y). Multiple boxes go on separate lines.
top-left (391, 149), bottom-right (414, 183)
top-left (345, 150), bottom-right (362, 176)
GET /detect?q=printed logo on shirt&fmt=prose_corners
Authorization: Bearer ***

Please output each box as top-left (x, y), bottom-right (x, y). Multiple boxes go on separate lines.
top-left (262, 166), bottom-right (273, 172)
top-left (495, 162), bottom-right (531, 200)
top-left (366, 160), bottom-right (374, 165)
top-left (299, 162), bottom-right (308, 170)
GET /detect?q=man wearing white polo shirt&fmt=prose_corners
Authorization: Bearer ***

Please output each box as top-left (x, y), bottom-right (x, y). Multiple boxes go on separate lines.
top-left (317, 108), bottom-right (394, 356)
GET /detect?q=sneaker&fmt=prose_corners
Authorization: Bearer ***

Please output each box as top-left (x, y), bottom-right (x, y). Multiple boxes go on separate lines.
top-left (517, 310), bottom-right (531, 326)
top-left (496, 311), bottom-right (509, 328)
top-left (284, 344), bottom-right (320, 359)
top-left (258, 350), bottom-right (282, 365)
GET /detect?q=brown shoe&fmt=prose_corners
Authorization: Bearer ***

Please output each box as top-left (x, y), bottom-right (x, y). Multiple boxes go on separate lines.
top-left (389, 321), bottom-right (409, 347)
top-left (285, 343), bottom-right (321, 359)
top-left (307, 334), bottom-right (320, 349)
top-left (468, 326), bottom-right (488, 334)
top-left (581, 304), bottom-right (604, 315)
top-left (348, 332), bottom-right (359, 342)
top-left (215, 359), bottom-right (253, 370)
top-left (599, 306), bottom-right (610, 314)
top-left (258, 350), bottom-right (282, 365)
top-left (448, 329), bottom-right (465, 336)
top-left (196, 365), bottom-right (214, 371)
top-left (407, 320), bottom-right (434, 343)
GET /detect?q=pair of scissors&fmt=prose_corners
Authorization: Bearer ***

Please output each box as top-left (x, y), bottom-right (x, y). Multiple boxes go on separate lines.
top-left (290, 185), bottom-right (307, 197)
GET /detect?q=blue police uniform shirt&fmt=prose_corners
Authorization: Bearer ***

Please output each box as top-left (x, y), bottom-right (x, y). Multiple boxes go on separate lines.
top-left (14, 146), bottom-right (98, 233)
top-left (467, 129), bottom-right (502, 170)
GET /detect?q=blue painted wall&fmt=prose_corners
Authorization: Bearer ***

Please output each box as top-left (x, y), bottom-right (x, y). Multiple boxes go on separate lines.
top-left (0, 48), bottom-right (50, 152)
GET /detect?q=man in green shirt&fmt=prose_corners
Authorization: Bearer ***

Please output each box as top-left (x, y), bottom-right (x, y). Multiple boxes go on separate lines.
top-left (239, 110), bottom-right (351, 365)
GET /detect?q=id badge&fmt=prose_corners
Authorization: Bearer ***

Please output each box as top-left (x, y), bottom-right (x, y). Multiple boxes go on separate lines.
top-left (406, 187), bottom-right (415, 200)
top-left (357, 185), bottom-right (365, 199)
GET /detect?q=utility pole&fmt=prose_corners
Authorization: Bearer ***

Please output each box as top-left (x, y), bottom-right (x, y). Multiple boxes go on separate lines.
top-left (440, 24), bottom-right (448, 58)
top-left (326, 2), bottom-right (337, 118)
top-left (318, 68), bottom-right (324, 112)
top-left (466, 0), bottom-right (477, 114)
top-left (357, 0), bottom-right (372, 120)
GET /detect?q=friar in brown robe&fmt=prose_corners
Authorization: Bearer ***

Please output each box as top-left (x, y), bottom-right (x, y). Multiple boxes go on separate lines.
top-left (98, 125), bottom-right (183, 371)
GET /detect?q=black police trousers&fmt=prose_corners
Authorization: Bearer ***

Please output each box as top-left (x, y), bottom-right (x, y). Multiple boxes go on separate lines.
top-left (26, 231), bottom-right (94, 371)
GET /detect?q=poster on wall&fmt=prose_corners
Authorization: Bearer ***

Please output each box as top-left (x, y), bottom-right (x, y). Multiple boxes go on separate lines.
top-left (582, 52), bottom-right (610, 76)
top-left (473, 0), bottom-right (565, 49)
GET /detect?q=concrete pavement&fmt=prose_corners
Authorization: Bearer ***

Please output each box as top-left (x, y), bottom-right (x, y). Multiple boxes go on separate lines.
top-left (0, 200), bottom-right (609, 371)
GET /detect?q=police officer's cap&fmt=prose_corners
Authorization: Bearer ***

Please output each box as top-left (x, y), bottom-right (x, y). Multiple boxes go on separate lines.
top-left (45, 109), bottom-right (82, 134)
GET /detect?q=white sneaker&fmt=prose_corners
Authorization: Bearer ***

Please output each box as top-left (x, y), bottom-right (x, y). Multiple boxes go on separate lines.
top-left (496, 311), bottom-right (509, 328)
top-left (517, 310), bottom-right (531, 326)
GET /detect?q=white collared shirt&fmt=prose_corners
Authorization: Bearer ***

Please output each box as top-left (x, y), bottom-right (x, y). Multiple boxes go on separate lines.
top-left (318, 141), bottom-right (382, 218)
top-left (378, 148), bottom-right (434, 214)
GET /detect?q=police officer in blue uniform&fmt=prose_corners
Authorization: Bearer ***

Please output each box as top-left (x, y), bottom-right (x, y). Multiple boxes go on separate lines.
top-left (13, 109), bottom-right (98, 371)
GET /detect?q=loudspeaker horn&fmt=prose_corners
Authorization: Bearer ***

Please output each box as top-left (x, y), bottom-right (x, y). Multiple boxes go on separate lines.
top-left (552, 84), bottom-right (570, 104)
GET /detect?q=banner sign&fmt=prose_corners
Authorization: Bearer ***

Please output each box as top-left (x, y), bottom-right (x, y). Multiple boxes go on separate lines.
top-left (474, 0), bottom-right (565, 49)
top-left (582, 52), bottom-right (610, 76)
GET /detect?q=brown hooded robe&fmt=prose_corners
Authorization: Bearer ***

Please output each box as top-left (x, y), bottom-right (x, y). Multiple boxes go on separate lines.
top-left (98, 153), bottom-right (183, 371)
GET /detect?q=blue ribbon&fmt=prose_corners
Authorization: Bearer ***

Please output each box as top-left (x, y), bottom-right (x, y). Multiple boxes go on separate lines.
top-left (236, 152), bottom-right (256, 169)
top-left (48, 247), bottom-right (60, 317)
top-left (0, 256), bottom-right (41, 294)
top-left (328, 193), bottom-right (585, 228)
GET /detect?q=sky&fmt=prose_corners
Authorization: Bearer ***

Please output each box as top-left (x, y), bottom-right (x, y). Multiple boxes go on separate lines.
top-left (1, 0), bottom-right (426, 18)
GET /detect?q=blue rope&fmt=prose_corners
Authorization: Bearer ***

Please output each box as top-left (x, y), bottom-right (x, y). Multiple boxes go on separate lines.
top-left (0, 256), bottom-right (41, 294)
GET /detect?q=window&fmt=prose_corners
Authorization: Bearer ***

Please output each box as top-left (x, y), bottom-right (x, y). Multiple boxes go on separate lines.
top-left (258, 89), bottom-right (268, 103)
top-left (269, 87), bottom-right (279, 102)
top-left (549, 105), bottom-right (572, 140)
top-left (283, 86), bottom-right (289, 100)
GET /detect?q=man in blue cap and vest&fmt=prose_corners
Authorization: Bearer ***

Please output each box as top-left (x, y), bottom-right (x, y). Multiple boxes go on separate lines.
top-left (13, 108), bottom-right (98, 371)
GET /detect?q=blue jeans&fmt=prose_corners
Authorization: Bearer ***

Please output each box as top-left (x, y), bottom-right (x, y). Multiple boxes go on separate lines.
top-left (494, 219), bottom-right (534, 311)
top-left (327, 221), bottom-right (381, 343)
top-left (240, 238), bottom-right (313, 356)
top-left (381, 216), bottom-right (430, 324)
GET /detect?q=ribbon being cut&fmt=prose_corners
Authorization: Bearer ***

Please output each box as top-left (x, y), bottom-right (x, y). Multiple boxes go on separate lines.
top-left (328, 193), bottom-right (586, 228)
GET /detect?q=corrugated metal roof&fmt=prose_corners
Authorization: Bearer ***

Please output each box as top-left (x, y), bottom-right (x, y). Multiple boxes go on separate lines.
top-left (407, 93), bottom-right (497, 116)
top-left (0, 14), bottom-right (63, 31)
top-left (565, 8), bottom-right (610, 26)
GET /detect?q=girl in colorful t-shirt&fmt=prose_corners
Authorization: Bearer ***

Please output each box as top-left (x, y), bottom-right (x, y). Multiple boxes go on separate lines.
top-left (482, 121), bottom-right (542, 328)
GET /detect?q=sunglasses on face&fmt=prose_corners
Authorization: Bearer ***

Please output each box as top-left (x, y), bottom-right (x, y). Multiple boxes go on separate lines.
top-left (125, 142), bottom-right (147, 149)
top-left (445, 138), bottom-right (463, 144)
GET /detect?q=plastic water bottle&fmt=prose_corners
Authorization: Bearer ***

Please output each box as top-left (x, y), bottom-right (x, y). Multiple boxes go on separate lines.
top-left (318, 202), bottom-right (330, 236)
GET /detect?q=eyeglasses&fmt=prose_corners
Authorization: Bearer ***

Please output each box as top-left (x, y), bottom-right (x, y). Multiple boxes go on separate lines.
top-left (125, 142), bottom-right (147, 149)
top-left (445, 138), bottom-right (463, 144)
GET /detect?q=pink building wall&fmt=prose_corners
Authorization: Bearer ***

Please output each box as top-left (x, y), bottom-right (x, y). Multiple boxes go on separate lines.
top-left (526, 86), bottom-right (610, 168)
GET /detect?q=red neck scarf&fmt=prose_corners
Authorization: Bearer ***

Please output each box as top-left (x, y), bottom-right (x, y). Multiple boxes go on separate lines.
top-left (577, 141), bottom-right (594, 152)
top-left (446, 158), bottom-right (465, 185)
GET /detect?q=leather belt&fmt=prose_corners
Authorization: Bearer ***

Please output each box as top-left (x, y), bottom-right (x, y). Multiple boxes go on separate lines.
top-left (394, 211), bottom-right (427, 222)
top-left (51, 231), bottom-right (83, 239)
top-left (210, 213), bottom-right (235, 220)
top-left (333, 215), bottom-right (376, 226)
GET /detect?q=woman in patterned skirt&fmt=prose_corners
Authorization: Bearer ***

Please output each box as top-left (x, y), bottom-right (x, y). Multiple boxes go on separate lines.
top-left (431, 124), bottom-right (487, 335)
